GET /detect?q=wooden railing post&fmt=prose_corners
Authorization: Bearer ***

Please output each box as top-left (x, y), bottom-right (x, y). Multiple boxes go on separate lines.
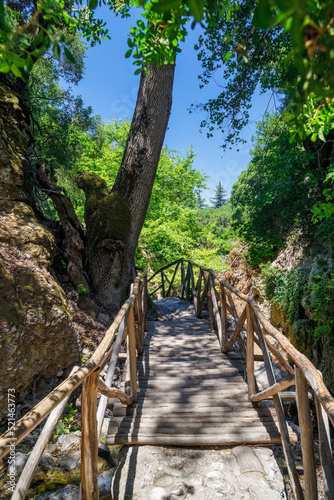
top-left (185, 263), bottom-right (191, 301)
top-left (207, 273), bottom-right (215, 332)
top-left (161, 270), bottom-right (166, 298)
top-left (219, 283), bottom-right (227, 346)
top-left (135, 284), bottom-right (143, 354)
top-left (196, 268), bottom-right (203, 317)
top-left (143, 274), bottom-right (148, 333)
top-left (81, 370), bottom-right (100, 500)
top-left (188, 263), bottom-right (198, 314)
top-left (314, 373), bottom-right (334, 500)
top-left (246, 304), bottom-right (255, 398)
top-left (181, 260), bottom-right (186, 299)
top-left (127, 304), bottom-right (138, 402)
top-left (295, 367), bottom-right (318, 500)
top-left (210, 273), bottom-right (222, 344)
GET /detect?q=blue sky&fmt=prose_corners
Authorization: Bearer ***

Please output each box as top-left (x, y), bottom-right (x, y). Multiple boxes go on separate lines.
top-left (74, 7), bottom-right (274, 202)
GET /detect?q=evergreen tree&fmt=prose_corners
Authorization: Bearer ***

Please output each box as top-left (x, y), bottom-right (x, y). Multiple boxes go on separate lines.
top-left (211, 182), bottom-right (227, 208)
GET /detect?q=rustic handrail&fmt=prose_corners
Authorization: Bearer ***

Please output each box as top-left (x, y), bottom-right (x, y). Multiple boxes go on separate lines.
top-left (148, 257), bottom-right (334, 500)
top-left (0, 270), bottom-right (148, 500)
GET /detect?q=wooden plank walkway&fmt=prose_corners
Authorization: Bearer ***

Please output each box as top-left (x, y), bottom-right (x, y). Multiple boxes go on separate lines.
top-left (106, 316), bottom-right (288, 446)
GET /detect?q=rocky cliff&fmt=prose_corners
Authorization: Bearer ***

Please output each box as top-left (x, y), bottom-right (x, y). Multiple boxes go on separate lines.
top-left (0, 80), bottom-right (79, 418)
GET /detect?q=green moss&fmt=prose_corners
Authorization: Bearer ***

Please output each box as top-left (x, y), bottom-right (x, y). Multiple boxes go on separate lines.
top-left (77, 171), bottom-right (131, 248)
top-left (76, 172), bottom-right (109, 217)
top-left (0, 259), bottom-right (15, 290)
top-left (0, 296), bottom-right (25, 325)
top-left (97, 191), bottom-right (131, 242)
top-left (17, 270), bottom-right (42, 295)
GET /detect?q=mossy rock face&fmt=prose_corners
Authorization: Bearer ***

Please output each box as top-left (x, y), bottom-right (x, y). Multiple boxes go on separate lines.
top-left (0, 247), bottom-right (79, 417)
top-left (0, 82), bottom-right (79, 417)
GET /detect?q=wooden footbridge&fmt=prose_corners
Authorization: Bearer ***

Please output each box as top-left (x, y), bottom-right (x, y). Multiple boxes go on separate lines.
top-left (1, 259), bottom-right (334, 500)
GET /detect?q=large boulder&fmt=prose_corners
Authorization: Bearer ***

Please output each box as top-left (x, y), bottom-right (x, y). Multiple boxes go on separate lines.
top-left (0, 80), bottom-right (79, 417)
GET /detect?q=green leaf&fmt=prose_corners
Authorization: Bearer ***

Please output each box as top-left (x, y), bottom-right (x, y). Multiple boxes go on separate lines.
top-left (311, 133), bottom-right (318, 142)
top-left (0, 61), bottom-right (10, 73)
top-left (24, 55), bottom-right (34, 73)
top-left (134, 67), bottom-right (143, 75)
top-left (62, 11), bottom-right (69, 24)
top-left (152, 0), bottom-right (182, 14)
top-left (89, 0), bottom-right (98, 8)
top-left (125, 49), bottom-right (133, 58)
top-left (224, 51), bottom-right (232, 62)
top-left (187, 0), bottom-right (204, 22)
top-left (34, 29), bottom-right (44, 46)
top-left (64, 47), bottom-right (75, 63)
top-left (253, 2), bottom-right (273, 29)
top-left (127, 38), bottom-right (134, 48)
top-left (53, 42), bottom-right (61, 60)
top-left (11, 65), bottom-right (22, 78)
top-left (318, 129), bottom-right (325, 142)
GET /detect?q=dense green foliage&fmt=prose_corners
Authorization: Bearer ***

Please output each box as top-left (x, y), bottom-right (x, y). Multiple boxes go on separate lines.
top-left (230, 113), bottom-right (322, 264)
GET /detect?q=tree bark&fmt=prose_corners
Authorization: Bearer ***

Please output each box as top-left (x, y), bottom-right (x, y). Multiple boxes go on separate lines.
top-left (78, 63), bottom-right (175, 312)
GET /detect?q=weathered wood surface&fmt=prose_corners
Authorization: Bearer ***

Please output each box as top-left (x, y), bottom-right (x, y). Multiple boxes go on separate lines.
top-left (81, 370), bottom-right (99, 500)
top-left (295, 367), bottom-right (318, 500)
top-left (106, 316), bottom-right (293, 446)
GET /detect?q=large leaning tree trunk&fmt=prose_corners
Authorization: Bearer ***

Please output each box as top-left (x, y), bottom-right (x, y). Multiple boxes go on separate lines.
top-left (76, 62), bottom-right (175, 312)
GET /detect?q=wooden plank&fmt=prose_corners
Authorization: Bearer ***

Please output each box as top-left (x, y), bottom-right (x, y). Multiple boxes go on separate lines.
top-left (251, 311), bottom-right (303, 500)
top-left (106, 432), bottom-right (284, 446)
top-left (108, 415), bottom-right (280, 427)
top-left (112, 407), bottom-right (278, 418)
top-left (110, 423), bottom-right (283, 435)
top-left (315, 392), bottom-right (334, 499)
top-left (250, 376), bottom-right (295, 402)
top-left (81, 370), bottom-right (99, 500)
top-left (295, 367), bottom-right (318, 500)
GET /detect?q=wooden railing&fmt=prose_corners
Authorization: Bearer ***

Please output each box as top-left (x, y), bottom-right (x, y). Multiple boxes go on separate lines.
top-left (0, 269), bottom-right (148, 500)
top-left (148, 258), bottom-right (334, 500)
